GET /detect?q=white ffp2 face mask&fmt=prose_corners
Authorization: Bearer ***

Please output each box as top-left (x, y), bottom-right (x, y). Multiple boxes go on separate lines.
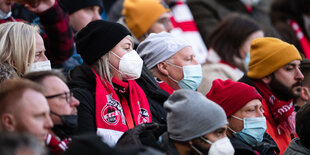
top-left (30, 60), bottom-right (52, 72)
top-left (110, 50), bottom-right (143, 80)
top-left (240, 0), bottom-right (260, 6)
top-left (201, 137), bottom-right (235, 155)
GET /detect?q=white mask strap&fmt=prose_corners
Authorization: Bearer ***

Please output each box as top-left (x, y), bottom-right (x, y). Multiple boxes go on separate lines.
top-left (231, 115), bottom-right (243, 121)
top-left (200, 136), bottom-right (213, 145)
top-left (165, 61), bottom-right (182, 69)
top-left (191, 145), bottom-right (203, 155)
top-left (110, 51), bottom-right (121, 59)
top-left (227, 127), bottom-right (237, 134)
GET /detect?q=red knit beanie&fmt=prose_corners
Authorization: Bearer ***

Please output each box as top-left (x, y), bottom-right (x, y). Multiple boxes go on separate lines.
top-left (206, 79), bottom-right (262, 117)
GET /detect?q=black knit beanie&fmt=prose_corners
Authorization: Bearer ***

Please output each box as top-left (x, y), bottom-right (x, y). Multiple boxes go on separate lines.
top-left (76, 20), bottom-right (131, 65)
top-left (60, 0), bottom-right (104, 14)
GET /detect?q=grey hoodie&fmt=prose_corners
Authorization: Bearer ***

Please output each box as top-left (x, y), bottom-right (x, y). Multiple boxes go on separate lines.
top-left (284, 138), bottom-right (310, 155)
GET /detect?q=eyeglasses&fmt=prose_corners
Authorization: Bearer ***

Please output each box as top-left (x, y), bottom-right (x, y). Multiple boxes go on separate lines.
top-left (46, 92), bottom-right (74, 104)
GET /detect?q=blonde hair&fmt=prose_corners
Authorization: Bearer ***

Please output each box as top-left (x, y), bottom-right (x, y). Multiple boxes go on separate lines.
top-left (0, 22), bottom-right (39, 76)
top-left (91, 53), bottom-right (113, 86)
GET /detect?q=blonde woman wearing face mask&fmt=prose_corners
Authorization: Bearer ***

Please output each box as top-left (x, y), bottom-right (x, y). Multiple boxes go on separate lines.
top-left (0, 22), bottom-right (51, 78)
top-left (68, 20), bottom-right (152, 147)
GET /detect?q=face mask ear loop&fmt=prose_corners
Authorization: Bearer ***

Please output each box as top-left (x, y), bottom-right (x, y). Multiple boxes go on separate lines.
top-left (165, 61), bottom-right (183, 69)
top-left (165, 61), bottom-right (182, 84)
top-left (191, 144), bottom-right (203, 155)
top-left (231, 115), bottom-right (244, 121)
top-left (227, 126), bottom-right (237, 134)
top-left (200, 136), bottom-right (213, 145)
top-left (110, 51), bottom-right (121, 59)
top-left (108, 51), bottom-right (122, 74)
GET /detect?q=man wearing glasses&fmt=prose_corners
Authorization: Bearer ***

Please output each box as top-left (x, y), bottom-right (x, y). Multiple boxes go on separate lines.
top-left (24, 70), bottom-right (80, 154)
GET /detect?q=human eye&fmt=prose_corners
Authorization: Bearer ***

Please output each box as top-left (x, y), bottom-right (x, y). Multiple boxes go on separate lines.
top-left (35, 113), bottom-right (45, 120)
top-left (246, 108), bottom-right (255, 112)
top-left (35, 52), bottom-right (41, 60)
top-left (285, 65), bottom-right (294, 71)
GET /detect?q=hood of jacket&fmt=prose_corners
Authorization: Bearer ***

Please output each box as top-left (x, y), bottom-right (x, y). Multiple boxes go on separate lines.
top-left (285, 138), bottom-right (310, 154)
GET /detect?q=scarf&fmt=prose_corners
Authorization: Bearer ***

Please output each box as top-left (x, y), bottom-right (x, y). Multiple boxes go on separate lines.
top-left (156, 78), bottom-right (174, 95)
top-left (45, 134), bottom-right (71, 155)
top-left (288, 19), bottom-right (310, 58)
top-left (94, 71), bottom-right (152, 146)
top-left (254, 81), bottom-right (296, 135)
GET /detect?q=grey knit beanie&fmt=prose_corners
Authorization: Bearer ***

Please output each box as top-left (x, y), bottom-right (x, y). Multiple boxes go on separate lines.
top-left (137, 32), bottom-right (191, 70)
top-left (164, 89), bottom-right (228, 142)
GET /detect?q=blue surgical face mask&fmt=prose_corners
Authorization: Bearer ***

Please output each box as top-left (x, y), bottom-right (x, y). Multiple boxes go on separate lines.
top-left (229, 115), bottom-right (267, 146)
top-left (167, 62), bottom-right (202, 90)
top-left (244, 52), bottom-right (250, 71)
top-left (0, 10), bottom-right (11, 20)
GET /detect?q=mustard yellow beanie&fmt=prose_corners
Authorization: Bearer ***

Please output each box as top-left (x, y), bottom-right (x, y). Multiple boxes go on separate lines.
top-left (122, 0), bottom-right (169, 39)
top-left (247, 37), bottom-right (302, 79)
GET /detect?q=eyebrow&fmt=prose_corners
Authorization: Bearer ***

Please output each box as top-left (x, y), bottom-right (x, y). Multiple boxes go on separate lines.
top-left (214, 127), bottom-right (226, 132)
top-left (286, 63), bottom-right (299, 67)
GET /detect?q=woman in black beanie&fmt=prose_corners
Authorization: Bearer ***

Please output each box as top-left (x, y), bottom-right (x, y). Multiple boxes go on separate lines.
top-left (68, 20), bottom-right (152, 146)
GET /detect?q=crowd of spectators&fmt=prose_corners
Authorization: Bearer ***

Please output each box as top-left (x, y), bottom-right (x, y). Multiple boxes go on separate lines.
top-left (1, 0), bottom-right (310, 155)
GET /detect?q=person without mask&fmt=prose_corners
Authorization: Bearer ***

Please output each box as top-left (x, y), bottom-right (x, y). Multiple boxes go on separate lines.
top-left (137, 32), bottom-right (202, 94)
top-left (59, 0), bottom-right (103, 32)
top-left (164, 89), bottom-right (234, 155)
top-left (68, 20), bottom-right (152, 147)
top-left (24, 70), bottom-right (80, 155)
top-left (207, 79), bottom-right (279, 155)
top-left (0, 79), bottom-right (53, 147)
top-left (122, 0), bottom-right (173, 43)
top-left (238, 37), bottom-right (304, 154)
top-left (294, 59), bottom-right (310, 112)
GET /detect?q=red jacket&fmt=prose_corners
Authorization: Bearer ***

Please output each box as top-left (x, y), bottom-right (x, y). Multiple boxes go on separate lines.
top-left (262, 99), bottom-right (291, 155)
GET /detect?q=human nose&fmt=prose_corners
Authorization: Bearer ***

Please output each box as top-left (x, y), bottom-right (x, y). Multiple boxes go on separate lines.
top-left (165, 20), bottom-right (174, 32)
top-left (256, 107), bottom-right (264, 117)
top-left (93, 12), bottom-right (102, 21)
top-left (70, 96), bottom-right (80, 107)
top-left (296, 68), bottom-right (304, 81)
top-left (45, 115), bottom-right (54, 129)
top-left (192, 57), bottom-right (199, 65)
top-left (40, 53), bottom-right (48, 61)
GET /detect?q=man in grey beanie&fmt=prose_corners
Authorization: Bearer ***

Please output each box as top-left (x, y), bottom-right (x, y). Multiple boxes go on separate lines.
top-left (137, 32), bottom-right (202, 93)
top-left (164, 89), bottom-right (235, 155)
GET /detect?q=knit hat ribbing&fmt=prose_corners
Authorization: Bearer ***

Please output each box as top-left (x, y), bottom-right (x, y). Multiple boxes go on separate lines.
top-left (122, 0), bottom-right (169, 39)
top-left (164, 89), bottom-right (228, 142)
top-left (247, 37), bottom-right (302, 79)
top-left (137, 32), bottom-right (191, 70)
top-left (207, 79), bottom-right (263, 117)
top-left (60, 0), bottom-right (104, 14)
top-left (76, 20), bottom-right (131, 65)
